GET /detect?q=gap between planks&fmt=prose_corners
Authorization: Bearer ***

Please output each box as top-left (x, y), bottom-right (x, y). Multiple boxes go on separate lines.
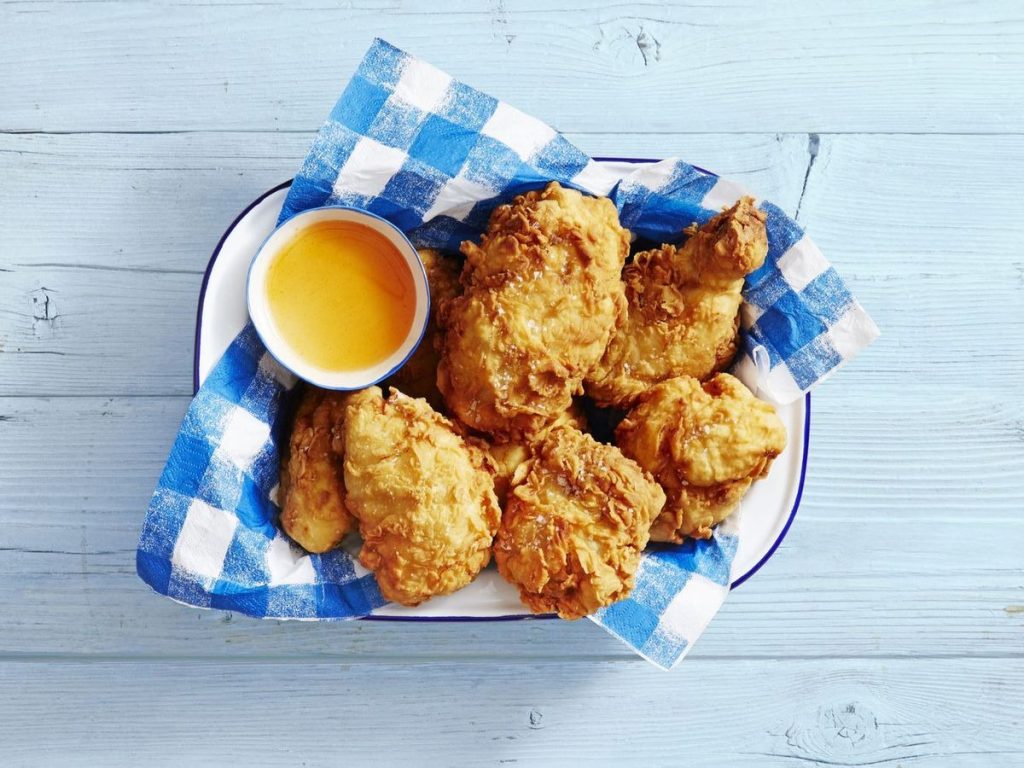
top-left (0, 652), bottom-right (1019, 664)
top-left (6, 130), bottom-right (1024, 136)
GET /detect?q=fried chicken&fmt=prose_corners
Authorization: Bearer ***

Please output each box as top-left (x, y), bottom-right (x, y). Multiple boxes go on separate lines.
top-left (278, 386), bottom-right (357, 553)
top-left (384, 249), bottom-right (462, 411)
top-left (486, 402), bottom-right (588, 505)
top-left (342, 387), bottom-right (501, 606)
top-left (494, 426), bottom-right (665, 620)
top-left (586, 197), bottom-right (768, 408)
top-left (438, 182), bottom-right (630, 440)
top-left (615, 373), bottom-right (787, 542)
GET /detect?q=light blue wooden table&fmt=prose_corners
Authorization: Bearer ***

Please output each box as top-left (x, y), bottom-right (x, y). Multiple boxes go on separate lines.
top-left (2, 2), bottom-right (1022, 765)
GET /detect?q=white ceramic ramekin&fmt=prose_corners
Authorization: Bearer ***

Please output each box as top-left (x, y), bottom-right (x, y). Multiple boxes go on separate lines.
top-left (246, 206), bottom-right (429, 390)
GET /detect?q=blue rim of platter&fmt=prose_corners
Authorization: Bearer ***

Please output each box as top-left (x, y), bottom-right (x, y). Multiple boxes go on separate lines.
top-left (192, 159), bottom-right (811, 619)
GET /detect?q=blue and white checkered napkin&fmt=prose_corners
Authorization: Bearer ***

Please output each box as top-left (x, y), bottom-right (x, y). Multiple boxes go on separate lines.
top-left (283, 39), bottom-right (878, 404)
top-left (139, 326), bottom-right (389, 620)
top-left (138, 38), bottom-right (877, 668)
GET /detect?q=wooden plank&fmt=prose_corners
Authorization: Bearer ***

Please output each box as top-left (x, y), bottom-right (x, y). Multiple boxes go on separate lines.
top-left (0, 659), bottom-right (1020, 766)
top-left (2, 518), bottom-right (1020, 661)
top-left (799, 133), bottom-right (1024, 265)
top-left (0, 394), bottom-right (1021, 660)
top-left (3, 132), bottom-right (1024, 395)
top-left (3, 394), bottom-right (1023, 525)
top-left (2, 1), bottom-right (1023, 134)
top-left (3, 242), bottom-right (1021, 396)
top-left (0, 265), bottom-right (200, 397)
top-left (0, 397), bottom-right (191, 521)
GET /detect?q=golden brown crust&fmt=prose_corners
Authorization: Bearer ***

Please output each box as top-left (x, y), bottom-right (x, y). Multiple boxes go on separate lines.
top-left (342, 387), bottom-right (501, 606)
top-left (586, 197), bottom-right (768, 408)
top-left (485, 401), bottom-right (587, 505)
top-left (487, 441), bottom-right (532, 506)
top-left (278, 386), bottom-right (358, 553)
top-left (615, 373), bottom-right (787, 542)
top-left (494, 426), bottom-right (665, 620)
top-left (438, 182), bottom-right (630, 440)
top-left (384, 249), bottom-right (462, 411)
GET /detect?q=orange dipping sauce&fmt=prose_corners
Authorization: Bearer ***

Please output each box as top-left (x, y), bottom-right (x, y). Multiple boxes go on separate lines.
top-left (264, 220), bottom-right (416, 371)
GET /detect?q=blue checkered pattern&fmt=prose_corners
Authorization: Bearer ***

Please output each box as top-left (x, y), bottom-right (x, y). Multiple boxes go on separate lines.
top-left (593, 517), bottom-right (740, 668)
top-left (137, 325), bottom-right (387, 620)
top-left (139, 38), bottom-right (876, 667)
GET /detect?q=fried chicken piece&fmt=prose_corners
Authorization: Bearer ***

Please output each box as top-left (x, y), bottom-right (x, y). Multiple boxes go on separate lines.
top-left (586, 197), bottom-right (768, 408)
top-left (278, 386), bottom-right (357, 553)
top-left (486, 402), bottom-right (588, 504)
top-left (384, 249), bottom-right (462, 411)
top-left (494, 426), bottom-right (665, 620)
top-left (615, 373), bottom-right (787, 542)
top-left (343, 387), bottom-right (501, 606)
top-left (438, 182), bottom-right (630, 440)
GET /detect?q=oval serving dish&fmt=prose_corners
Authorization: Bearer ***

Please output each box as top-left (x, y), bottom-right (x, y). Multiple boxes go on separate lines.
top-left (194, 159), bottom-right (810, 620)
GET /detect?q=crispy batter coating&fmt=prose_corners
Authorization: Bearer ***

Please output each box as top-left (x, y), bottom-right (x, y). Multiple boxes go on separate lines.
top-left (486, 402), bottom-right (588, 504)
top-left (494, 426), bottom-right (665, 620)
top-left (384, 249), bottom-right (462, 410)
top-left (343, 387), bottom-right (501, 606)
top-left (615, 373), bottom-right (787, 542)
top-left (278, 386), bottom-right (357, 553)
top-left (586, 197), bottom-right (768, 408)
top-left (438, 182), bottom-right (630, 440)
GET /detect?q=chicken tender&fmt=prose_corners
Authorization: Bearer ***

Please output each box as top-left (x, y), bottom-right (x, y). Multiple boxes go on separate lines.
top-left (494, 426), bottom-right (665, 620)
top-left (384, 249), bottom-right (462, 410)
top-left (615, 373), bottom-right (786, 542)
top-left (586, 197), bottom-right (768, 408)
top-left (278, 386), bottom-right (357, 553)
top-left (438, 182), bottom-right (630, 439)
top-left (343, 387), bottom-right (501, 606)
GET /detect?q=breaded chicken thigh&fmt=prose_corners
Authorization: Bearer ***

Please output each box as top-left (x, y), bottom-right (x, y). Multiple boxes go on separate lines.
top-left (615, 373), bottom-right (786, 542)
top-left (278, 386), bottom-right (357, 553)
top-left (586, 197), bottom-right (768, 408)
top-left (494, 426), bottom-right (665, 619)
top-left (438, 182), bottom-right (630, 440)
top-left (343, 387), bottom-right (500, 606)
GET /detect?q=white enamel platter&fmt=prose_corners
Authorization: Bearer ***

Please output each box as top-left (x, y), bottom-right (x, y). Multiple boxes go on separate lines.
top-left (194, 162), bottom-right (810, 621)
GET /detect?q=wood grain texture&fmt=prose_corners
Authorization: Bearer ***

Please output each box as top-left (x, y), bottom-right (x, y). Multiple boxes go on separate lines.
top-left (2, 0), bottom-right (1024, 133)
top-left (1, 659), bottom-right (1021, 767)
top-left (3, 1), bottom-right (1024, 764)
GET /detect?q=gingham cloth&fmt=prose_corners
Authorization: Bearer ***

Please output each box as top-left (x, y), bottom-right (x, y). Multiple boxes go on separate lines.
top-left (137, 38), bottom-right (877, 668)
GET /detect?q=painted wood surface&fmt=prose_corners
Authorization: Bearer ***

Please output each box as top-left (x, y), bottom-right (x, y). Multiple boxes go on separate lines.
top-left (2, 0), bottom-right (1023, 133)
top-left (2, 659), bottom-right (1022, 766)
top-left (2, 0), bottom-right (1023, 765)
